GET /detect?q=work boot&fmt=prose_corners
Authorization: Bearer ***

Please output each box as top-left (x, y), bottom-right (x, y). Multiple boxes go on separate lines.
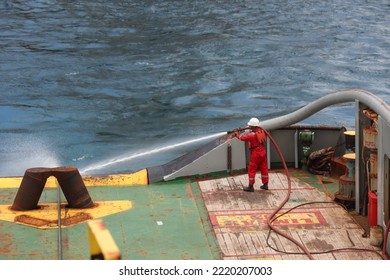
top-left (243, 184), bottom-right (254, 192)
top-left (260, 183), bottom-right (268, 190)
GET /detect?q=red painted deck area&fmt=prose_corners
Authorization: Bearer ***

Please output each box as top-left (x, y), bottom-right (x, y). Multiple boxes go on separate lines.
top-left (197, 172), bottom-right (382, 260)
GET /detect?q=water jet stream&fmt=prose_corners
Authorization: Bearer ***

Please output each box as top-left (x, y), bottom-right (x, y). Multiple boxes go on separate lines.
top-left (80, 132), bottom-right (227, 174)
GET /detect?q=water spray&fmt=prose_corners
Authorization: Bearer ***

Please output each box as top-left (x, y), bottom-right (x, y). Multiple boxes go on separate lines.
top-left (80, 131), bottom-right (227, 174)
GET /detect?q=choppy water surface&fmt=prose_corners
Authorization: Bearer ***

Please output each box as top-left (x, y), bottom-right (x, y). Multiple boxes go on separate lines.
top-left (1, 0), bottom-right (390, 176)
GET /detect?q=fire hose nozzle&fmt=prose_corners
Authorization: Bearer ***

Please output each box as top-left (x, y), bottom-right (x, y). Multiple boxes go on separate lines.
top-left (227, 126), bottom-right (249, 134)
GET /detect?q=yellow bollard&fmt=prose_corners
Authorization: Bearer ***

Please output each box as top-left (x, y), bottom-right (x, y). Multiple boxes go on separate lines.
top-left (88, 219), bottom-right (121, 260)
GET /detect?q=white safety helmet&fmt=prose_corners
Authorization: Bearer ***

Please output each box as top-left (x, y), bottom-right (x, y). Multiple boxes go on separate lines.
top-left (247, 117), bottom-right (260, 127)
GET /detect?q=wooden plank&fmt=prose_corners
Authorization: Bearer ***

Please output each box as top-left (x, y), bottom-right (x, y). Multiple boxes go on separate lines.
top-left (224, 232), bottom-right (240, 256)
top-left (88, 219), bottom-right (121, 260)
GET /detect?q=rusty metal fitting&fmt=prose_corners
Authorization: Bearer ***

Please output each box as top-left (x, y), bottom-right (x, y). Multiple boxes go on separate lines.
top-left (53, 166), bottom-right (94, 209)
top-left (11, 167), bottom-right (52, 211)
top-left (11, 166), bottom-right (94, 211)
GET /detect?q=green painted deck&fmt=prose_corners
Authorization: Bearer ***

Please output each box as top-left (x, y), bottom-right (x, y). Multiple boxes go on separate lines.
top-left (0, 178), bottom-right (220, 260)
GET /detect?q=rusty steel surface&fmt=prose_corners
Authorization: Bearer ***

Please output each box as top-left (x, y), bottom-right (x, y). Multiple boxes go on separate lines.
top-left (14, 211), bottom-right (92, 228)
top-left (11, 168), bottom-right (52, 211)
top-left (11, 166), bottom-right (94, 211)
top-left (54, 167), bottom-right (94, 208)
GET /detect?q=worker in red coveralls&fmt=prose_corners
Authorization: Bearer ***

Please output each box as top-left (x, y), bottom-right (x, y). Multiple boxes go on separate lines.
top-left (233, 117), bottom-right (269, 192)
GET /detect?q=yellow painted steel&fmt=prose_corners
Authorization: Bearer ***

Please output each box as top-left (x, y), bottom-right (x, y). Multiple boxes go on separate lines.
top-left (88, 219), bottom-right (121, 260)
top-left (82, 168), bottom-right (148, 187)
top-left (0, 200), bottom-right (132, 229)
top-left (344, 130), bottom-right (356, 136)
top-left (0, 168), bottom-right (148, 188)
top-left (343, 153), bottom-right (356, 160)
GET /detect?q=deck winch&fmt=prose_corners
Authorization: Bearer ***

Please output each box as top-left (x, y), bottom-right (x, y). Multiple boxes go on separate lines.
top-left (299, 129), bottom-right (315, 171)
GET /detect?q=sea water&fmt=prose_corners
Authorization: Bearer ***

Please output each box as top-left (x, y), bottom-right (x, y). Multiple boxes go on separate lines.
top-left (1, 0), bottom-right (390, 176)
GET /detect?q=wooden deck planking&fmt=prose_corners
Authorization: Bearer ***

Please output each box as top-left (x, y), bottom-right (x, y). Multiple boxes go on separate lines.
top-left (197, 172), bottom-right (383, 260)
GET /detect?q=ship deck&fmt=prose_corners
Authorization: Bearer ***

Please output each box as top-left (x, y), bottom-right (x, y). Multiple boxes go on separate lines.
top-left (0, 168), bottom-right (383, 260)
top-left (198, 170), bottom-right (381, 260)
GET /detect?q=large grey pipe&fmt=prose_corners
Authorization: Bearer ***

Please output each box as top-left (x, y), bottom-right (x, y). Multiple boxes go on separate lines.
top-left (260, 89), bottom-right (390, 130)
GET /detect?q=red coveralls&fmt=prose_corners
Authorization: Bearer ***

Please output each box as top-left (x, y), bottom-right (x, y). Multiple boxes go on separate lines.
top-left (236, 128), bottom-right (269, 186)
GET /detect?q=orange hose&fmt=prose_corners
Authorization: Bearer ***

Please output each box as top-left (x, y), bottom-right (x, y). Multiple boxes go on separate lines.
top-left (263, 128), bottom-right (315, 260)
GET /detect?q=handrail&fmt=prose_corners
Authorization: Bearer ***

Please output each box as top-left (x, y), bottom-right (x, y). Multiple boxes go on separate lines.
top-left (260, 89), bottom-right (390, 130)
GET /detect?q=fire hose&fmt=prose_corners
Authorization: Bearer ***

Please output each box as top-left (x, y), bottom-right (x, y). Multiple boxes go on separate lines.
top-left (262, 128), bottom-right (315, 259)
top-left (228, 126), bottom-right (315, 259)
top-left (229, 126), bottom-right (390, 259)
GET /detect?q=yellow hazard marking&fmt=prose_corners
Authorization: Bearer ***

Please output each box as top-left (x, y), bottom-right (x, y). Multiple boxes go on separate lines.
top-left (0, 200), bottom-right (132, 229)
top-left (88, 219), bottom-right (121, 260)
top-left (213, 212), bottom-right (326, 227)
top-left (0, 168), bottom-right (148, 188)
